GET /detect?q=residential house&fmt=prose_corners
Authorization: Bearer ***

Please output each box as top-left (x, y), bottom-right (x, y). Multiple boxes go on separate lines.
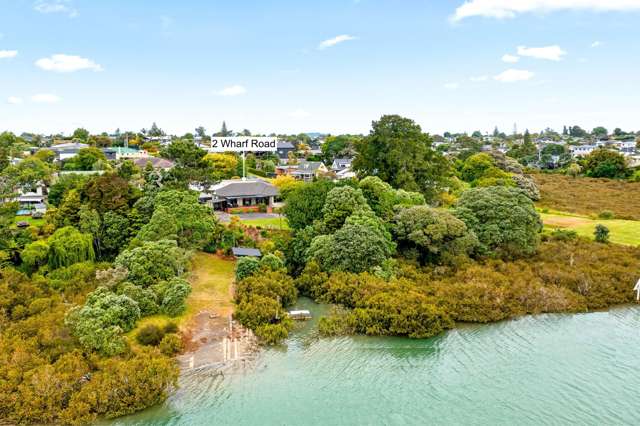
top-left (569, 144), bottom-right (597, 157)
top-left (276, 141), bottom-right (296, 159)
top-left (102, 147), bottom-right (149, 161)
top-left (291, 161), bottom-right (328, 181)
top-left (133, 157), bottom-right (175, 170)
top-left (48, 142), bottom-right (89, 161)
top-left (331, 158), bottom-right (352, 172)
top-left (206, 179), bottom-right (279, 212)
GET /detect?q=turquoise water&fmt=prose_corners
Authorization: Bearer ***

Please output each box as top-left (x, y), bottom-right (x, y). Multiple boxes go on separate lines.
top-left (112, 301), bottom-right (640, 425)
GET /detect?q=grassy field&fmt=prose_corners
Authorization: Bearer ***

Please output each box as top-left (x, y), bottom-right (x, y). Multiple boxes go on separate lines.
top-left (127, 252), bottom-right (236, 343)
top-left (12, 216), bottom-right (45, 227)
top-left (541, 211), bottom-right (640, 246)
top-left (534, 173), bottom-right (640, 220)
top-left (235, 216), bottom-right (289, 230)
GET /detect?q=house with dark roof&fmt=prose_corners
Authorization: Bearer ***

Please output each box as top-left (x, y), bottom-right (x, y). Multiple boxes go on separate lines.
top-left (291, 161), bottom-right (328, 181)
top-left (208, 179), bottom-right (279, 212)
top-left (276, 141), bottom-right (296, 159)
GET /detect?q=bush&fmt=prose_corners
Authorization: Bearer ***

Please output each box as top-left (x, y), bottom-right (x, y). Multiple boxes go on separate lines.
top-left (163, 322), bottom-right (179, 334)
top-left (550, 229), bottom-right (578, 241)
top-left (259, 253), bottom-right (285, 271)
top-left (307, 224), bottom-right (393, 273)
top-left (594, 224), bottom-right (610, 243)
top-left (255, 322), bottom-right (291, 345)
top-left (158, 278), bottom-right (192, 316)
top-left (454, 186), bottom-right (542, 259)
top-left (235, 257), bottom-right (261, 281)
top-left (159, 333), bottom-right (183, 355)
top-left (393, 205), bottom-right (477, 266)
top-left (136, 324), bottom-right (165, 346)
top-left (598, 210), bottom-right (615, 220)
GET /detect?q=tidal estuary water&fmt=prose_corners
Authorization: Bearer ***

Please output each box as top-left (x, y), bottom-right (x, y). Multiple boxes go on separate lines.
top-left (112, 300), bottom-right (640, 425)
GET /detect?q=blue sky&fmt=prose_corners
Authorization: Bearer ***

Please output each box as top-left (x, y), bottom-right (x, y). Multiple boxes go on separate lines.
top-left (1, 0), bottom-right (640, 136)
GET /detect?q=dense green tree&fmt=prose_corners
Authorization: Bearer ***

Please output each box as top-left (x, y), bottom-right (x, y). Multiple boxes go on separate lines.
top-left (321, 135), bottom-right (358, 164)
top-left (20, 240), bottom-right (50, 272)
top-left (235, 257), bottom-right (261, 281)
top-left (283, 180), bottom-right (337, 230)
top-left (156, 278), bottom-right (192, 316)
top-left (137, 190), bottom-right (215, 248)
top-left (322, 186), bottom-right (371, 231)
top-left (592, 126), bottom-right (608, 138)
top-left (64, 147), bottom-right (107, 171)
top-left (66, 287), bottom-right (141, 355)
top-left (101, 212), bottom-right (133, 258)
top-left (582, 149), bottom-right (629, 179)
top-left (83, 173), bottom-right (137, 213)
top-left (117, 282), bottom-right (159, 316)
top-left (115, 240), bottom-right (187, 287)
top-left (48, 227), bottom-right (95, 269)
top-left (118, 159), bottom-right (140, 179)
top-left (47, 174), bottom-right (89, 207)
top-left (594, 224), bottom-right (610, 243)
top-left (460, 153), bottom-right (495, 182)
top-left (308, 224), bottom-right (392, 273)
top-left (3, 157), bottom-right (53, 192)
top-left (353, 115), bottom-right (451, 201)
top-left (72, 128), bottom-right (90, 141)
top-left (393, 206), bottom-right (478, 265)
top-left (454, 186), bottom-right (542, 258)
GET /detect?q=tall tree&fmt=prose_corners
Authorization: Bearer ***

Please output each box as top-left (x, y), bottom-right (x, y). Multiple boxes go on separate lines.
top-left (353, 115), bottom-right (451, 202)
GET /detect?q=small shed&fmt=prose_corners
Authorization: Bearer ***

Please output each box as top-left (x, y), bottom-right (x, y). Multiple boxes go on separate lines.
top-left (232, 247), bottom-right (262, 258)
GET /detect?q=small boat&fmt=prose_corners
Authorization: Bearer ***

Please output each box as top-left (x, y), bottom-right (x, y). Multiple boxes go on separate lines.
top-left (288, 310), bottom-right (312, 320)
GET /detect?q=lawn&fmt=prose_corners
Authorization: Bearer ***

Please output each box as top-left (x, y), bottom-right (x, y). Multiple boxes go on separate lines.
top-left (540, 211), bottom-right (640, 246)
top-left (235, 215), bottom-right (289, 230)
top-left (12, 216), bottom-right (45, 227)
top-left (126, 252), bottom-right (236, 343)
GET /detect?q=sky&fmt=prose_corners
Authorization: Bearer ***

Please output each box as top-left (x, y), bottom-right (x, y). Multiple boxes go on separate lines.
top-left (1, 0), bottom-right (640, 136)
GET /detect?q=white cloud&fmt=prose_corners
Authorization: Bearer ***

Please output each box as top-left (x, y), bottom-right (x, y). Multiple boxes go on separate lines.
top-left (0, 50), bottom-right (18, 59)
top-left (31, 93), bottom-right (61, 103)
top-left (34, 0), bottom-right (78, 18)
top-left (444, 82), bottom-right (460, 90)
top-left (289, 109), bottom-right (311, 118)
top-left (494, 68), bottom-right (534, 82)
top-left (470, 75), bottom-right (488, 82)
top-left (318, 34), bottom-right (356, 50)
top-left (7, 96), bottom-right (23, 104)
top-left (590, 40), bottom-right (603, 48)
top-left (502, 54), bottom-right (520, 63)
top-left (35, 54), bottom-right (103, 72)
top-left (517, 45), bottom-right (566, 60)
top-left (452, 0), bottom-right (640, 21)
top-left (215, 85), bottom-right (247, 96)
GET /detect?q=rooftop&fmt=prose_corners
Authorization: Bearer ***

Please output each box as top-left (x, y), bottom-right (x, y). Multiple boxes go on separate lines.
top-left (210, 179), bottom-right (279, 198)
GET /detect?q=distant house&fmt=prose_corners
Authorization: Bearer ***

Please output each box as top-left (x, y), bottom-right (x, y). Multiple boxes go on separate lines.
top-left (335, 168), bottom-right (356, 180)
top-left (48, 142), bottom-right (89, 161)
top-left (16, 186), bottom-right (45, 210)
top-left (291, 161), bottom-right (328, 181)
top-left (307, 140), bottom-right (322, 156)
top-left (331, 158), bottom-right (352, 172)
top-left (570, 145), bottom-right (597, 157)
top-left (133, 157), bottom-right (175, 170)
top-left (276, 141), bottom-right (296, 159)
top-left (208, 179), bottom-right (279, 212)
top-left (102, 147), bottom-right (148, 161)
